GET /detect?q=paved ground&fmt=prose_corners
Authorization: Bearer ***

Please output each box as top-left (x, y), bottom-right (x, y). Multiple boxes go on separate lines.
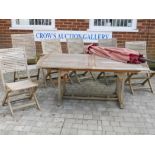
top-left (0, 73), bottom-right (155, 135)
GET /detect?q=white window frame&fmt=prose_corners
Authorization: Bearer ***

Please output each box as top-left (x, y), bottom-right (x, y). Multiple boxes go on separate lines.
top-left (88, 19), bottom-right (138, 32)
top-left (10, 19), bottom-right (56, 30)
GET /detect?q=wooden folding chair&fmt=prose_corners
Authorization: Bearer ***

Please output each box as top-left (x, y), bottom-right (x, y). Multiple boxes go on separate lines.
top-left (0, 48), bottom-right (41, 116)
top-left (97, 38), bottom-right (117, 82)
top-left (125, 41), bottom-right (154, 94)
top-left (11, 33), bottom-right (40, 81)
top-left (67, 38), bottom-right (95, 83)
top-left (41, 39), bottom-right (72, 86)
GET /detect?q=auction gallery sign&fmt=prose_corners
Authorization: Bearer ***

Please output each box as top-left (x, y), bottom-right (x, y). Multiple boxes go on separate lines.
top-left (34, 30), bottom-right (112, 43)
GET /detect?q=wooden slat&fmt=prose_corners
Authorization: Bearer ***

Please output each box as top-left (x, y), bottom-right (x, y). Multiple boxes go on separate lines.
top-left (98, 38), bottom-right (117, 47)
top-left (11, 33), bottom-right (36, 60)
top-left (67, 38), bottom-right (84, 54)
top-left (42, 39), bottom-right (62, 54)
top-left (131, 86), bottom-right (152, 90)
top-left (6, 80), bottom-right (38, 91)
top-left (63, 96), bottom-right (118, 101)
top-left (125, 41), bottom-right (147, 57)
top-left (12, 102), bottom-right (36, 110)
top-left (0, 48), bottom-right (28, 73)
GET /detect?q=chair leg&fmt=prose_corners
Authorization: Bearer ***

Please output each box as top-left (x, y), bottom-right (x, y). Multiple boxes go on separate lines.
top-left (14, 72), bottom-right (16, 82)
top-left (125, 73), bottom-right (134, 94)
top-left (142, 73), bottom-right (155, 85)
top-left (97, 72), bottom-right (104, 79)
top-left (97, 72), bottom-right (109, 84)
top-left (82, 71), bottom-right (88, 76)
top-left (125, 73), bottom-right (134, 84)
top-left (125, 73), bottom-right (129, 83)
top-left (37, 69), bottom-right (40, 80)
top-left (25, 88), bottom-right (41, 110)
top-left (7, 100), bottom-right (14, 116)
top-left (46, 69), bottom-right (56, 87)
top-left (33, 93), bottom-right (41, 110)
top-left (97, 72), bottom-right (108, 85)
top-left (75, 72), bottom-right (81, 84)
top-left (128, 77), bottom-right (134, 95)
top-left (146, 73), bottom-right (154, 93)
top-left (67, 73), bottom-right (73, 84)
top-left (28, 87), bottom-right (33, 98)
top-left (69, 71), bottom-right (74, 77)
top-left (49, 75), bottom-right (56, 87)
top-left (69, 71), bottom-right (81, 83)
top-left (89, 72), bottom-right (96, 80)
top-left (29, 87), bottom-right (41, 110)
top-left (2, 91), bottom-right (9, 106)
top-left (103, 73), bottom-right (109, 85)
top-left (43, 69), bottom-right (55, 87)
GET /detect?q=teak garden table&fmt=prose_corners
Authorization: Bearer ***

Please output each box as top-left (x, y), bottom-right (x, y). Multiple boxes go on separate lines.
top-left (37, 53), bottom-right (149, 108)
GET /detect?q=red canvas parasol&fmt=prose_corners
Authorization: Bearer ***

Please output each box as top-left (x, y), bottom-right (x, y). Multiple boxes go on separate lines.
top-left (85, 44), bottom-right (146, 64)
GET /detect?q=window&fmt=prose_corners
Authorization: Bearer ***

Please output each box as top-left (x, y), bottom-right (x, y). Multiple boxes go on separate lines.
top-left (89, 19), bottom-right (137, 32)
top-left (11, 19), bottom-right (55, 30)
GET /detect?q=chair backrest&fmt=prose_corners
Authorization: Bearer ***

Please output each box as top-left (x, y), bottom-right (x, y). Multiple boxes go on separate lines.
top-left (125, 41), bottom-right (147, 58)
top-left (0, 48), bottom-right (30, 86)
top-left (98, 38), bottom-right (117, 47)
top-left (41, 39), bottom-right (62, 54)
top-left (11, 33), bottom-right (36, 60)
top-left (67, 38), bottom-right (84, 54)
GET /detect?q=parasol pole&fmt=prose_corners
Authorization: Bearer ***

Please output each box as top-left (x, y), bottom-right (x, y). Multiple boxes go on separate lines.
top-left (140, 57), bottom-right (155, 63)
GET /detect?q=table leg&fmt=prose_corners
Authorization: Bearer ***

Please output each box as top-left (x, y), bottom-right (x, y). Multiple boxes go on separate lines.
top-left (116, 73), bottom-right (126, 109)
top-left (57, 69), bottom-right (63, 106)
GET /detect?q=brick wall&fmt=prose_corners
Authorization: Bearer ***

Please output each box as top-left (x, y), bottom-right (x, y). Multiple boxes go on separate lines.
top-left (56, 19), bottom-right (89, 30)
top-left (0, 19), bottom-right (155, 59)
top-left (146, 20), bottom-right (155, 60)
top-left (0, 19), bottom-right (12, 48)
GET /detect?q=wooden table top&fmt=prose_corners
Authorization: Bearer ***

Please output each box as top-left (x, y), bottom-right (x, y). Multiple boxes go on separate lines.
top-left (37, 53), bottom-right (149, 72)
